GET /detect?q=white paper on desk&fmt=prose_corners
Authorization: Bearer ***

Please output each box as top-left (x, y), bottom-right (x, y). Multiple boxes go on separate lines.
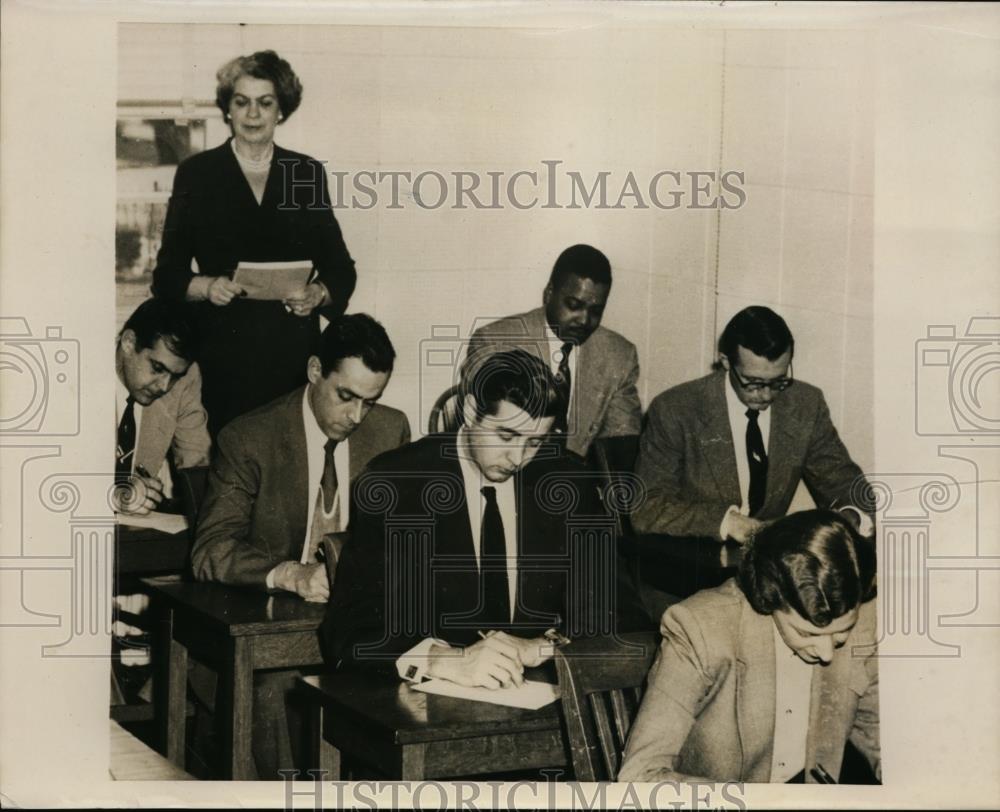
top-left (412, 678), bottom-right (559, 710)
top-left (233, 260), bottom-right (313, 301)
top-left (117, 511), bottom-right (188, 535)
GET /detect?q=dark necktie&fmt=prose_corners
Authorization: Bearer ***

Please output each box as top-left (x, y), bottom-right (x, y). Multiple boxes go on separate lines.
top-left (745, 408), bottom-right (768, 516)
top-left (480, 486), bottom-right (511, 627)
top-left (116, 396), bottom-right (136, 479)
top-left (553, 342), bottom-right (573, 434)
top-left (321, 438), bottom-right (339, 513)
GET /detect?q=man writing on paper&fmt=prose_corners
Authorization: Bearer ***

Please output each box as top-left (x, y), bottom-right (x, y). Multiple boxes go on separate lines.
top-left (322, 349), bottom-right (612, 689)
top-left (190, 313), bottom-right (409, 777)
top-left (113, 297), bottom-right (210, 704)
top-left (115, 297), bottom-right (210, 515)
top-left (632, 306), bottom-right (874, 547)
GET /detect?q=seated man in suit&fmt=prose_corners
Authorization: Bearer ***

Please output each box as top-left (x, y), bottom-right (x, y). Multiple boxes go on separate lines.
top-left (113, 297), bottom-right (210, 704)
top-left (115, 297), bottom-right (210, 515)
top-left (192, 312), bottom-right (410, 598)
top-left (322, 349), bottom-right (615, 688)
top-left (620, 510), bottom-right (880, 784)
top-left (190, 313), bottom-right (410, 778)
top-left (633, 306), bottom-right (873, 545)
top-left (463, 244), bottom-right (641, 460)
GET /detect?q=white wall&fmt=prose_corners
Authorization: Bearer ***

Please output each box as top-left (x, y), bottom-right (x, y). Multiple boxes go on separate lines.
top-left (118, 21), bottom-right (874, 472)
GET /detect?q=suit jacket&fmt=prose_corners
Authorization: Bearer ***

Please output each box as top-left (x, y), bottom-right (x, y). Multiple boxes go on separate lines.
top-left (152, 139), bottom-right (357, 436)
top-left (618, 579), bottom-right (880, 783)
top-left (632, 372), bottom-right (871, 538)
top-left (191, 387), bottom-right (410, 589)
top-left (320, 433), bottom-right (614, 673)
top-left (464, 307), bottom-right (642, 457)
top-left (134, 362), bottom-right (211, 474)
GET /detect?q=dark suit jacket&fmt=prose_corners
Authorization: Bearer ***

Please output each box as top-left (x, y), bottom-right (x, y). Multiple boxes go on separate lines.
top-left (619, 579), bottom-right (880, 783)
top-left (321, 434), bottom-right (615, 673)
top-left (152, 139), bottom-right (357, 435)
top-left (191, 387), bottom-right (410, 589)
top-left (464, 307), bottom-right (642, 457)
top-left (632, 372), bottom-right (872, 538)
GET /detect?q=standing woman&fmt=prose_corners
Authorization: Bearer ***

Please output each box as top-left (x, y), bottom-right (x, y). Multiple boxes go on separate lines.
top-left (153, 50), bottom-right (356, 437)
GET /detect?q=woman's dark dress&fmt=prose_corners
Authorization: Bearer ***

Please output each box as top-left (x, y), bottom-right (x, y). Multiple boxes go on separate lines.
top-left (152, 139), bottom-right (356, 437)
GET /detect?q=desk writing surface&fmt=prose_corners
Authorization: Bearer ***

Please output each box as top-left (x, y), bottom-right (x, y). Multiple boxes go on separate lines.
top-left (300, 670), bottom-right (561, 745)
top-left (117, 523), bottom-right (190, 575)
top-left (142, 576), bottom-right (327, 636)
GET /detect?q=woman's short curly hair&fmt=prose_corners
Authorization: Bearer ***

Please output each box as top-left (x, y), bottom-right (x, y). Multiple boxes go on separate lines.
top-left (737, 509), bottom-right (876, 627)
top-left (215, 50), bottom-right (303, 121)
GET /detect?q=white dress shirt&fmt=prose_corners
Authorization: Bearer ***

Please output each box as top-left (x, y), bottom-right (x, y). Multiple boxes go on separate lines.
top-left (719, 376), bottom-right (771, 539)
top-left (770, 621), bottom-right (814, 783)
top-left (397, 427), bottom-right (519, 681)
top-left (265, 387), bottom-right (350, 589)
top-left (300, 386), bottom-right (350, 561)
top-left (544, 321), bottom-right (577, 421)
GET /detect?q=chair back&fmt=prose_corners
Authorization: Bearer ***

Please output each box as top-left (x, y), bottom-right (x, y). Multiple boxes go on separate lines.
top-left (174, 465), bottom-right (209, 532)
top-left (554, 630), bottom-right (659, 781)
top-left (427, 383), bottom-right (464, 434)
top-left (590, 435), bottom-right (640, 538)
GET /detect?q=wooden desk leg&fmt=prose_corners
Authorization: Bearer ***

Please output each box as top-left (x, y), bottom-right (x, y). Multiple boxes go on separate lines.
top-left (155, 606), bottom-right (188, 767)
top-left (316, 705), bottom-right (341, 780)
top-left (399, 744), bottom-right (427, 780)
top-left (221, 636), bottom-right (254, 780)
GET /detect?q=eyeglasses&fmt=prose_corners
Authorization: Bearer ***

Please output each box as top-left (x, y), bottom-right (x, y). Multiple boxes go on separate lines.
top-left (729, 361), bottom-right (794, 392)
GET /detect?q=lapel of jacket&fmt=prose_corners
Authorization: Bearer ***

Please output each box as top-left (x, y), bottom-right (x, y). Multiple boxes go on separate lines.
top-left (699, 374), bottom-right (742, 506)
top-left (735, 598), bottom-right (778, 782)
top-left (134, 398), bottom-right (172, 476)
top-left (284, 388), bottom-right (311, 541)
top-left (433, 433), bottom-right (476, 557)
top-left (764, 388), bottom-right (806, 515)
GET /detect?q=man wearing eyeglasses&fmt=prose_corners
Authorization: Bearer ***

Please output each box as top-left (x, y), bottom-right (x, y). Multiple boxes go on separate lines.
top-left (632, 306), bottom-right (873, 544)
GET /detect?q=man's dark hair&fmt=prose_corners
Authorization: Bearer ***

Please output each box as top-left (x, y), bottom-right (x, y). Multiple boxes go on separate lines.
top-left (463, 349), bottom-right (563, 422)
top-left (317, 313), bottom-right (395, 376)
top-left (717, 305), bottom-right (794, 367)
top-left (737, 509), bottom-right (876, 626)
top-left (548, 244), bottom-right (612, 290)
top-left (121, 298), bottom-right (197, 362)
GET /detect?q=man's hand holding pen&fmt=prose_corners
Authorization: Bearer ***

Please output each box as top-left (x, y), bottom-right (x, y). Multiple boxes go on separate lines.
top-left (426, 628), bottom-right (570, 690)
top-left (116, 464), bottom-right (164, 516)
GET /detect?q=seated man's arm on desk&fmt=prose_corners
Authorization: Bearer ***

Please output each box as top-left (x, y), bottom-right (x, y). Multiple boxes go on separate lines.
top-left (631, 394), bottom-right (735, 540)
top-left (190, 424), bottom-right (287, 590)
top-left (800, 388), bottom-right (875, 536)
top-left (168, 362), bottom-right (211, 469)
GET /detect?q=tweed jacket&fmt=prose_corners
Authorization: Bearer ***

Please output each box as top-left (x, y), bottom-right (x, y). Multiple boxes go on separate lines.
top-left (464, 307), bottom-right (641, 457)
top-left (133, 361), bottom-right (211, 475)
top-left (191, 386), bottom-right (410, 589)
top-left (632, 372), bottom-right (871, 538)
top-left (618, 579), bottom-right (880, 783)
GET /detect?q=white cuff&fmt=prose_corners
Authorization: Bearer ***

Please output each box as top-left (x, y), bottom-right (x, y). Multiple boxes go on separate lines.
top-left (719, 504), bottom-right (742, 541)
top-left (397, 637), bottom-right (450, 683)
top-left (265, 563), bottom-right (281, 591)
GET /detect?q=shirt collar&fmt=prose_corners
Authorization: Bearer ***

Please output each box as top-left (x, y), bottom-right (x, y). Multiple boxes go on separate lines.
top-left (303, 385), bottom-right (331, 452)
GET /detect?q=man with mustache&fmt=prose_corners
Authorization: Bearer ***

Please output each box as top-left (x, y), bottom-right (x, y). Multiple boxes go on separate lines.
top-left (463, 244), bottom-right (642, 459)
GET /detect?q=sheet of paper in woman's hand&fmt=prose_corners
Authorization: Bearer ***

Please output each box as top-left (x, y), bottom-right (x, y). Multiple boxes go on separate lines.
top-left (233, 260), bottom-right (313, 300)
top-left (411, 678), bottom-right (559, 709)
